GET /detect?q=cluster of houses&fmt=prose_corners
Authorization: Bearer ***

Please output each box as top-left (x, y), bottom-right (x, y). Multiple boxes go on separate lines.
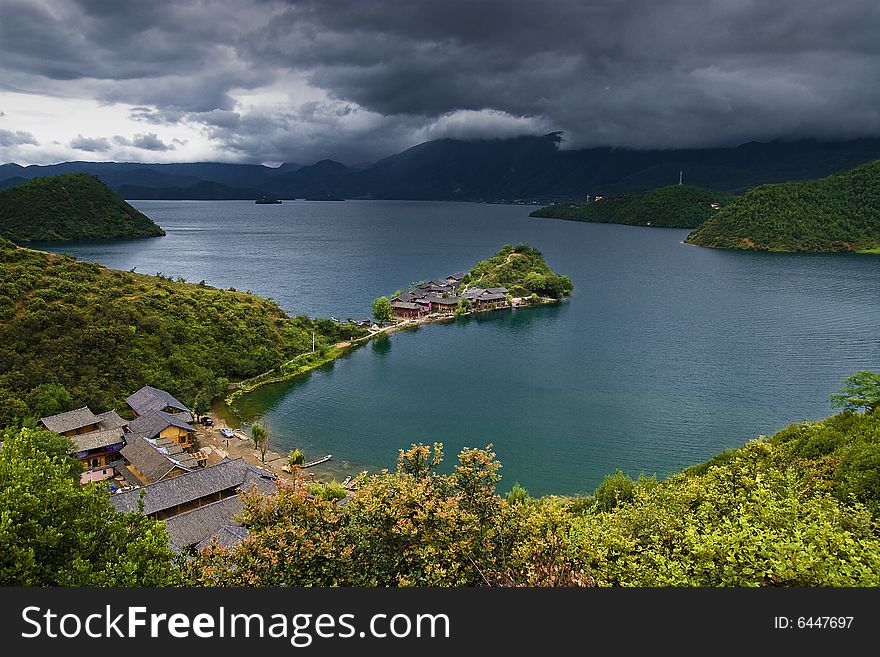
top-left (38, 385), bottom-right (276, 553)
top-left (389, 271), bottom-right (510, 320)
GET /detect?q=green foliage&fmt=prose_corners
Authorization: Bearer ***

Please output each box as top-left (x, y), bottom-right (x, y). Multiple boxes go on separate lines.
top-left (307, 480), bottom-right (348, 502)
top-left (0, 241), bottom-right (367, 421)
top-left (372, 295), bottom-right (392, 323)
top-left (530, 185), bottom-right (735, 228)
top-left (288, 448), bottom-right (305, 467)
top-left (466, 243), bottom-right (573, 298)
top-left (0, 427), bottom-right (175, 585)
top-left (594, 469), bottom-right (635, 512)
top-left (686, 160), bottom-right (880, 252)
top-left (184, 403), bottom-right (880, 588)
top-left (507, 482), bottom-right (530, 505)
top-left (830, 370), bottom-right (880, 413)
top-left (454, 297), bottom-right (473, 317)
top-left (250, 421), bottom-right (270, 462)
top-left (0, 174), bottom-right (165, 242)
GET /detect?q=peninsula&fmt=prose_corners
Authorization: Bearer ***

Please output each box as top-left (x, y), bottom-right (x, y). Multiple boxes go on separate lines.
top-left (529, 184), bottom-right (736, 229)
top-left (0, 173), bottom-right (165, 242)
top-left (685, 159), bottom-right (880, 252)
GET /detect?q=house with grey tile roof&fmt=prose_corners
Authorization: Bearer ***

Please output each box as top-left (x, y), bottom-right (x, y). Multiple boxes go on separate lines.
top-left (70, 427), bottom-right (126, 454)
top-left (126, 385), bottom-right (192, 420)
top-left (110, 457), bottom-right (276, 520)
top-left (39, 407), bottom-right (101, 435)
top-left (121, 435), bottom-right (195, 485)
top-left (128, 409), bottom-right (196, 451)
top-left (163, 495), bottom-right (248, 552)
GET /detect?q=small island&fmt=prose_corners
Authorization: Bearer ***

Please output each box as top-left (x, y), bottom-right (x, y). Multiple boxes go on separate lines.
top-left (255, 195), bottom-right (282, 204)
top-left (685, 160), bottom-right (880, 253)
top-left (372, 243), bottom-right (573, 324)
top-left (0, 173), bottom-right (165, 242)
top-left (530, 184), bottom-right (735, 229)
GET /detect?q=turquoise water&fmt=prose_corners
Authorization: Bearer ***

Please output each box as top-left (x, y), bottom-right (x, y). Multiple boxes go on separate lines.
top-left (36, 200), bottom-right (880, 495)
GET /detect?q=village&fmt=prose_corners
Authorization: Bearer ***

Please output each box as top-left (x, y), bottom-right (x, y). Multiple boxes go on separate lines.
top-left (387, 270), bottom-right (512, 320)
top-left (37, 385), bottom-right (303, 554)
top-left (32, 270), bottom-right (549, 555)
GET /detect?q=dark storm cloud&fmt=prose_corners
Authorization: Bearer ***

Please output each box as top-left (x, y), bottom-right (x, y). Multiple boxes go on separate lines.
top-left (0, 129), bottom-right (38, 146)
top-left (2, 0), bottom-right (880, 162)
top-left (112, 132), bottom-right (175, 151)
top-left (69, 134), bottom-right (110, 152)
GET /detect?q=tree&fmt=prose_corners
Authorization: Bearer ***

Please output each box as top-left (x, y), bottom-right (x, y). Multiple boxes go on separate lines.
top-left (288, 448), bottom-right (305, 467)
top-left (251, 420), bottom-right (271, 462)
top-left (830, 370), bottom-right (880, 413)
top-left (191, 389), bottom-right (211, 422)
top-left (0, 427), bottom-right (175, 586)
top-left (27, 383), bottom-right (73, 418)
top-left (372, 296), bottom-right (392, 323)
top-left (507, 482), bottom-right (530, 505)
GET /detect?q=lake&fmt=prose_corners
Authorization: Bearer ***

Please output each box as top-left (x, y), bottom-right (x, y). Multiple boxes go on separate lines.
top-left (35, 200), bottom-right (880, 496)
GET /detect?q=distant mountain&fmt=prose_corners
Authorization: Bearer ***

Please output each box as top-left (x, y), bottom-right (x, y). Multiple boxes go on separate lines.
top-left (530, 185), bottom-right (737, 229)
top-left (116, 180), bottom-right (271, 200)
top-left (4, 135), bottom-right (880, 201)
top-left (0, 173), bottom-right (164, 242)
top-left (685, 160), bottom-right (880, 253)
top-left (0, 176), bottom-right (27, 191)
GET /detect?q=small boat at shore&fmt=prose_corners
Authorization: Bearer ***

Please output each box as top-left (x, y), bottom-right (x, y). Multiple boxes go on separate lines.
top-left (302, 454), bottom-right (332, 468)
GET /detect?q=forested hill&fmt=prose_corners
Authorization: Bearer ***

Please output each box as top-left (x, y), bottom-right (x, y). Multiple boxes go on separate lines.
top-left (0, 239), bottom-right (366, 426)
top-left (464, 243), bottom-right (573, 298)
top-left (529, 185), bottom-right (736, 228)
top-left (685, 160), bottom-right (880, 252)
top-left (0, 173), bottom-right (165, 242)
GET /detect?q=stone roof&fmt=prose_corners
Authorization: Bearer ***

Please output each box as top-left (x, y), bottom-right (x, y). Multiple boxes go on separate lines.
top-left (164, 495), bottom-right (246, 552)
top-left (129, 409), bottom-right (195, 440)
top-left (69, 427), bottom-right (125, 453)
top-left (392, 292), bottom-right (418, 303)
top-left (95, 409), bottom-right (129, 430)
top-left (194, 524), bottom-right (249, 552)
top-left (126, 385), bottom-right (191, 417)
top-left (432, 296), bottom-right (461, 305)
top-left (447, 272), bottom-right (467, 281)
top-left (121, 436), bottom-right (193, 483)
top-left (391, 301), bottom-right (422, 310)
top-left (110, 458), bottom-right (276, 516)
top-left (40, 406), bottom-right (99, 434)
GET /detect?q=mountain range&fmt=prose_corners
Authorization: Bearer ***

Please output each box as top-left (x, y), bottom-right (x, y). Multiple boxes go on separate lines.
top-left (4, 133), bottom-right (880, 202)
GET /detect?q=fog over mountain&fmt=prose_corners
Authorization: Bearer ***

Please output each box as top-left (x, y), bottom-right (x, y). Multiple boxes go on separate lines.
top-left (1, 0), bottom-right (879, 166)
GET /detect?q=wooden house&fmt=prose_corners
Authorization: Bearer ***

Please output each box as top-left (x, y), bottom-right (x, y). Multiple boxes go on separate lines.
top-left (110, 457), bottom-right (276, 521)
top-left (40, 407), bottom-right (130, 483)
top-left (126, 385), bottom-right (193, 422)
top-left (391, 301), bottom-right (428, 319)
top-left (128, 409), bottom-right (197, 450)
top-left (120, 435), bottom-right (200, 485)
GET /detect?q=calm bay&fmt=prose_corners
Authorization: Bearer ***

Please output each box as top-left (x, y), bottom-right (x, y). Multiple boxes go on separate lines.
top-left (34, 200), bottom-right (880, 496)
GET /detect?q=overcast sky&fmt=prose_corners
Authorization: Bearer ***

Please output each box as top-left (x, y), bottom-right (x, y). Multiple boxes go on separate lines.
top-left (1, 0), bottom-right (879, 166)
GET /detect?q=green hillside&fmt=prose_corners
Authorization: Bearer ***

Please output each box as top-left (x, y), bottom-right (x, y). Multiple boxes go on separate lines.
top-left (686, 160), bottom-right (880, 252)
top-left (0, 173), bottom-right (165, 242)
top-left (529, 185), bottom-right (736, 228)
top-left (464, 243), bottom-right (573, 298)
top-left (0, 239), bottom-right (366, 425)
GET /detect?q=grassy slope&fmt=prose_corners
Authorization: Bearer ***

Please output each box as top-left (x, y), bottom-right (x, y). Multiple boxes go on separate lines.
top-left (686, 160), bottom-right (880, 252)
top-left (0, 173), bottom-right (165, 242)
top-left (0, 239), bottom-right (366, 424)
top-left (463, 243), bottom-right (573, 298)
top-left (530, 185), bottom-right (736, 229)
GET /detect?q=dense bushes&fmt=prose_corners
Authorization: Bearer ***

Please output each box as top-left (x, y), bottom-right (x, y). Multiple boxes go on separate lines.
top-left (467, 243), bottom-right (573, 298)
top-left (181, 405), bottom-right (880, 587)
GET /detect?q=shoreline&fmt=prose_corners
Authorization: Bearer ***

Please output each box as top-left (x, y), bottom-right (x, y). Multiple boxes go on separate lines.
top-left (215, 297), bottom-right (564, 482)
top-left (224, 296), bottom-right (562, 410)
